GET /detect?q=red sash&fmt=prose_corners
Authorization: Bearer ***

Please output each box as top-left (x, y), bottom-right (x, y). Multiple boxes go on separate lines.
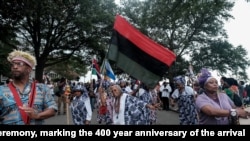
top-left (8, 82), bottom-right (36, 125)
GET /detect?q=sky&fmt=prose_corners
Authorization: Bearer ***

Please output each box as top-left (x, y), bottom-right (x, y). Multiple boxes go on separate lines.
top-left (81, 0), bottom-right (250, 83)
top-left (224, 0), bottom-right (250, 77)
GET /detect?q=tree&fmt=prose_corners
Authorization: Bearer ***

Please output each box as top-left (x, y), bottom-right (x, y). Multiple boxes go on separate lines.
top-left (0, 0), bottom-right (23, 76)
top-left (191, 40), bottom-right (250, 79)
top-left (0, 0), bottom-right (117, 82)
top-left (0, 43), bottom-right (12, 77)
top-left (118, 0), bottom-right (250, 80)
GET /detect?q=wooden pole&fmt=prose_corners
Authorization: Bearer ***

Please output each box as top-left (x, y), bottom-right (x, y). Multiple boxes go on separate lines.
top-left (66, 95), bottom-right (70, 125)
top-left (64, 79), bottom-right (71, 125)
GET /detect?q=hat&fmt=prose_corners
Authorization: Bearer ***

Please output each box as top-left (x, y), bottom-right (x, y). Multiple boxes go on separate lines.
top-left (72, 85), bottom-right (83, 92)
top-left (7, 50), bottom-right (37, 68)
top-left (174, 75), bottom-right (186, 85)
top-left (198, 68), bottom-right (214, 88)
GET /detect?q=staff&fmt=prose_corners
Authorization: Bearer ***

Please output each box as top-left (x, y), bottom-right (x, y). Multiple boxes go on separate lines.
top-left (64, 79), bottom-right (71, 125)
top-left (188, 63), bottom-right (200, 122)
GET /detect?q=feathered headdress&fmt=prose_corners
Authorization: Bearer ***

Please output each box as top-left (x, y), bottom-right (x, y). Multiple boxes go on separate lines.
top-left (7, 50), bottom-right (37, 68)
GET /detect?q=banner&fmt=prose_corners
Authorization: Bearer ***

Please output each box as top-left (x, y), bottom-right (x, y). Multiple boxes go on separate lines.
top-left (0, 125), bottom-right (247, 139)
top-left (107, 14), bottom-right (176, 88)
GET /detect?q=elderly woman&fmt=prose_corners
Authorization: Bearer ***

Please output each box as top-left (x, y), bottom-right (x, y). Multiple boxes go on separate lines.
top-left (95, 83), bottom-right (113, 125)
top-left (195, 68), bottom-right (248, 125)
top-left (99, 84), bottom-right (157, 125)
top-left (68, 85), bottom-right (92, 125)
top-left (170, 75), bottom-right (198, 125)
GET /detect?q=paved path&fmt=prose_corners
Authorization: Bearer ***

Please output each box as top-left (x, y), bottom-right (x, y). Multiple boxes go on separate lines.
top-left (44, 107), bottom-right (179, 125)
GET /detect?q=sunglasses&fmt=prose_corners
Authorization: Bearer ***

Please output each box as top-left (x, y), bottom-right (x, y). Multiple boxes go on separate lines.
top-left (11, 62), bottom-right (26, 67)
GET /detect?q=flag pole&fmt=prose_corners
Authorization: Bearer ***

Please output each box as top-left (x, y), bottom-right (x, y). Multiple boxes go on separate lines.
top-left (90, 57), bottom-right (94, 100)
top-left (188, 63), bottom-right (200, 122)
top-left (98, 59), bottom-right (106, 109)
top-left (99, 59), bottom-right (105, 89)
top-left (90, 57), bottom-right (94, 83)
top-left (64, 79), bottom-right (71, 125)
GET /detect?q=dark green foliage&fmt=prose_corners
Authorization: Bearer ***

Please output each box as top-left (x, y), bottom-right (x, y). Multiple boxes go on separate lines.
top-left (118, 0), bottom-right (250, 80)
top-left (0, 0), bottom-right (249, 82)
top-left (0, 0), bottom-right (117, 82)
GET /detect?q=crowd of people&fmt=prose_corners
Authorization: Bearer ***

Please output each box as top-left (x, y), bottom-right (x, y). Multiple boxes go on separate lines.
top-left (1, 50), bottom-right (250, 125)
top-left (60, 69), bottom-right (250, 125)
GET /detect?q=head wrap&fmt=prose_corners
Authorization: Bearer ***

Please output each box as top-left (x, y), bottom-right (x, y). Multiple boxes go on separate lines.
top-left (72, 85), bottom-right (83, 93)
top-left (198, 68), bottom-right (214, 88)
top-left (7, 50), bottom-right (37, 68)
top-left (174, 75), bottom-right (186, 85)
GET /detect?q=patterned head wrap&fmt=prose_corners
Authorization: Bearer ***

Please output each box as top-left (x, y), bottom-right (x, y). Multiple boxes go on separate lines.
top-left (198, 68), bottom-right (214, 88)
top-left (72, 85), bottom-right (83, 92)
top-left (174, 75), bottom-right (186, 85)
top-left (7, 50), bottom-right (37, 68)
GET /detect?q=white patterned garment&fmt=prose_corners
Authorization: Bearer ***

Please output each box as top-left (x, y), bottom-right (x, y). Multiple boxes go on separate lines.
top-left (70, 93), bottom-right (92, 125)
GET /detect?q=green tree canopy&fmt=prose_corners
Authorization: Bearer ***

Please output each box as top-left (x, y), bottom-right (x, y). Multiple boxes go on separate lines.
top-left (1, 0), bottom-right (249, 83)
top-left (0, 0), bottom-right (117, 82)
top-left (118, 0), bottom-right (250, 80)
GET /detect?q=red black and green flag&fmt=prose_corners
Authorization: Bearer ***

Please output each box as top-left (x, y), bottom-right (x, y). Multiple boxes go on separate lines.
top-left (107, 14), bottom-right (176, 88)
top-left (92, 58), bottom-right (101, 79)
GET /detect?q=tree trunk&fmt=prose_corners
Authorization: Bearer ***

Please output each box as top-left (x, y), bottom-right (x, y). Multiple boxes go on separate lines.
top-left (35, 63), bottom-right (45, 83)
